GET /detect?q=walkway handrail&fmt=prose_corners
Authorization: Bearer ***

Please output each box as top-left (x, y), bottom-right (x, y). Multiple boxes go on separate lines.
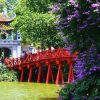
top-left (4, 48), bottom-right (78, 84)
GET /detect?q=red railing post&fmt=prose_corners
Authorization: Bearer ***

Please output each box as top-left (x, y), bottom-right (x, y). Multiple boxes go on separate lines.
top-left (46, 64), bottom-right (54, 84)
top-left (28, 67), bottom-right (33, 82)
top-left (68, 62), bottom-right (74, 83)
top-left (37, 65), bottom-right (42, 83)
top-left (20, 68), bottom-right (24, 82)
top-left (56, 63), bottom-right (64, 85)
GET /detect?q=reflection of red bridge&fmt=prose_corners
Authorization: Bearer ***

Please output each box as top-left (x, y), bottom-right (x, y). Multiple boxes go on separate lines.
top-left (4, 48), bottom-right (77, 85)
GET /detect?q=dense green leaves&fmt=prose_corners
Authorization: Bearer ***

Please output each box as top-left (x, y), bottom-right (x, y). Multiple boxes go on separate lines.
top-left (11, 0), bottom-right (64, 48)
top-left (26, 0), bottom-right (57, 13)
top-left (59, 72), bottom-right (100, 100)
top-left (0, 64), bottom-right (18, 81)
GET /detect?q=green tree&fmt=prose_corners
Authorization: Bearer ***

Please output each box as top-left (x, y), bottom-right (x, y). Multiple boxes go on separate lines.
top-left (11, 0), bottom-right (64, 48)
top-left (26, 0), bottom-right (57, 13)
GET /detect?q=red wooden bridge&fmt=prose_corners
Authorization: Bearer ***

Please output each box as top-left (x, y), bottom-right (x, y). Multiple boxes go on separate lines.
top-left (4, 48), bottom-right (77, 85)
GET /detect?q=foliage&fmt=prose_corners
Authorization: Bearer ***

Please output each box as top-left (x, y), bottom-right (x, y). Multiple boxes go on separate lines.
top-left (26, 0), bottom-right (57, 13)
top-left (53, 0), bottom-right (100, 51)
top-left (5, 0), bottom-right (17, 10)
top-left (0, 0), bottom-right (5, 12)
top-left (52, 0), bottom-right (100, 99)
top-left (53, 0), bottom-right (100, 78)
top-left (74, 46), bottom-right (100, 80)
top-left (0, 0), bottom-right (5, 5)
top-left (59, 69), bottom-right (100, 100)
top-left (0, 64), bottom-right (18, 81)
top-left (59, 83), bottom-right (75, 100)
top-left (0, 0), bottom-right (17, 18)
top-left (11, 0), bottom-right (64, 48)
top-left (0, 32), bottom-right (6, 39)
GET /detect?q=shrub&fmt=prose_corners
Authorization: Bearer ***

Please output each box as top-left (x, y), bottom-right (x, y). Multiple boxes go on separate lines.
top-left (0, 64), bottom-right (18, 82)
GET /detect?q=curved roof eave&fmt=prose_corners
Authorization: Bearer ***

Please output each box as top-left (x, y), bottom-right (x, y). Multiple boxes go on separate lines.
top-left (0, 13), bottom-right (16, 23)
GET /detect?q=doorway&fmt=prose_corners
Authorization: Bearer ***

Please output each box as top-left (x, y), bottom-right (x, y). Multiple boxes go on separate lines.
top-left (0, 47), bottom-right (11, 58)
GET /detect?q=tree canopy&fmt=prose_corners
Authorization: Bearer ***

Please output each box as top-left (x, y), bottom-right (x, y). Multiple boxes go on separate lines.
top-left (10, 0), bottom-right (64, 48)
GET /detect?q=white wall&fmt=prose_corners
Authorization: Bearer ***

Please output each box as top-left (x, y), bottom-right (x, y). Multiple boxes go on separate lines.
top-left (12, 46), bottom-right (17, 58)
top-left (17, 45), bottom-right (21, 57)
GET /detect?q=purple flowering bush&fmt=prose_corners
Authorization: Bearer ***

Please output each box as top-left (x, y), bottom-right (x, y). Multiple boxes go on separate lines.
top-left (75, 45), bottom-right (100, 80)
top-left (53, 0), bottom-right (100, 50)
top-left (52, 0), bottom-right (100, 99)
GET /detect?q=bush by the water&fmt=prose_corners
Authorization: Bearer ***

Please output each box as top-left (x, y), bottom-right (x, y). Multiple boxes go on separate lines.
top-left (59, 70), bottom-right (100, 100)
top-left (0, 64), bottom-right (18, 82)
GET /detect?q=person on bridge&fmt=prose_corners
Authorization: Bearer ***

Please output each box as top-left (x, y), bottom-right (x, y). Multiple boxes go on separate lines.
top-left (37, 47), bottom-right (41, 53)
top-left (32, 47), bottom-right (37, 54)
top-left (51, 46), bottom-right (55, 51)
top-left (22, 51), bottom-right (27, 58)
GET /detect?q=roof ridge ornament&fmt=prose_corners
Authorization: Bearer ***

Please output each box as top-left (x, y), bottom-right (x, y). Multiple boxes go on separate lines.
top-left (2, 8), bottom-right (8, 16)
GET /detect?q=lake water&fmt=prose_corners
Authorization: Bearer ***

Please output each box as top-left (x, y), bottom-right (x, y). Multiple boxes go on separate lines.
top-left (0, 82), bottom-right (62, 100)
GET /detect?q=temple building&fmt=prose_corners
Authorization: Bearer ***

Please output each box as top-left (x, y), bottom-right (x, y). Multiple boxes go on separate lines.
top-left (0, 8), bottom-right (21, 58)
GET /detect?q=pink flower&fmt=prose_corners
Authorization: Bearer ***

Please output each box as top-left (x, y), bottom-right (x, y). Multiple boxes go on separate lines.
top-left (91, 3), bottom-right (100, 8)
top-left (69, 0), bottom-right (78, 7)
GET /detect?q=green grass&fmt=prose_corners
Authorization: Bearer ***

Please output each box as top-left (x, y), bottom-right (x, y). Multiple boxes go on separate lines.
top-left (0, 82), bottom-right (62, 100)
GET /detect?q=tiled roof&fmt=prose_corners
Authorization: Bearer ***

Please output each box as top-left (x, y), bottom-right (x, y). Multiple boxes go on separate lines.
top-left (0, 13), bottom-right (13, 23)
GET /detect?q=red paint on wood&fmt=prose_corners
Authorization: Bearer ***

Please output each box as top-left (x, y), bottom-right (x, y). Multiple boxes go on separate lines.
top-left (20, 69), bottom-right (24, 82)
top-left (37, 66), bottom-right (42, 83)
top-left (56, 63), bottom-right (64, 85)
top-left (28, 67), bottom-right (33, 82)
top-left (5, 48), bottom-right (77, 84)
top-left (46, 64), bottom-right (54, 84)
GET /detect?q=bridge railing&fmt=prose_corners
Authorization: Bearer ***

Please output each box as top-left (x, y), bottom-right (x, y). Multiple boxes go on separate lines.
top-left (4, 48), bottom-right (78, 84)
top-left (5, 48), bottom-right (77, 68)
